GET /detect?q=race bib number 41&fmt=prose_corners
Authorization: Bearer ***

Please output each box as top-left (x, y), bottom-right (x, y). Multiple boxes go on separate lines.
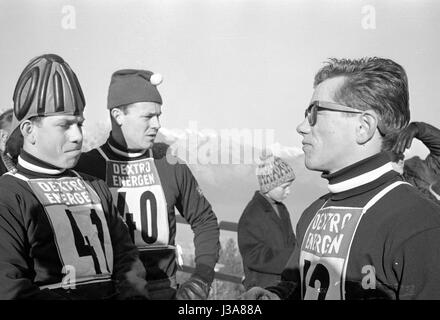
top-left (300, 206), bottom-right (364, 300)
top-left (28, 177), bottom-right (114, 282)
top-left (105, 158), bottom-right (169, 247)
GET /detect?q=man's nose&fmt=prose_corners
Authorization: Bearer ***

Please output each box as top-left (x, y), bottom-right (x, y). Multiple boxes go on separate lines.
top-left (69, 124), bottom-right (83, 143)
top-left (296, 117), bottom-right (311, 136)
top-left (150, 116), bottom-right (161, 130)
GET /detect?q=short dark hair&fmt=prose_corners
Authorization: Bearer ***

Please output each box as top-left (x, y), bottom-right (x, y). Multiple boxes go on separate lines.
top-left (29, 116), bottom-right (44, 126)
top-left (0, 109), bottom-right (13, 130)
top-left (109, 104), bottom-right (133, 121)
top-left (314, 57), bottom-right (410, 150)
top-left (116, 104), bottom-right (132, 115)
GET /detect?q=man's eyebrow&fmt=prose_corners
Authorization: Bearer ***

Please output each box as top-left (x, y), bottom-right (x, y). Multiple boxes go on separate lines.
top-left (144, 111), bottom-right (162, 116)
top-left (56, 117), bottom-right (84, 125)
top-left (54, 119), bottom-right (69, 124)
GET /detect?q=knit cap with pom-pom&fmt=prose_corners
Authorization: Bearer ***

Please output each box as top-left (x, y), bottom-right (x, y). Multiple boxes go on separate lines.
top-left (255, 150), bottom-right (296, 193)
top-left (107, 69), bottom-right (163, 109)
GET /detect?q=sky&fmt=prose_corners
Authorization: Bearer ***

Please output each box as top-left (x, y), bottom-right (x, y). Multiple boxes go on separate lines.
top-left (0, 0), bottom-right (439, 231)
top-left (1, 0), bottom-right (439, 154)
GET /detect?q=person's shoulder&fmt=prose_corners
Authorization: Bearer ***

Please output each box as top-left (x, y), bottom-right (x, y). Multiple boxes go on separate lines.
top-left (73, 170), bottom-right (105, 184)
top-left (239, 193), bottom-right (275, 228)
top-left (0, 172), bottom-right (26, 186)
top-left (0, 173), bottom-right (31, 205)
top-left (72, 170), bottom-right (109, 193)
top-left (302, 193), bottom-right (330, 214)
top-left (76, 146), bottom-right (106, 177)
top-left (384, 182), bottom-right (440, 233)
top-left (78, 147), bottom-right (104, 162)
top-left (244, 192), bottom-right (267, 211)
top-left (238, 195), bottom-right (264, 232)
top-left (295, 193), bottom-right (329, 230)
top-left (152, 142), bottom-right (171, 160)
top-left (388, 182), bottom-right (438, 211)
top-left (152, 142), bottom-right (195, 184)
top-left (152, 142), bottom-right (187, 167)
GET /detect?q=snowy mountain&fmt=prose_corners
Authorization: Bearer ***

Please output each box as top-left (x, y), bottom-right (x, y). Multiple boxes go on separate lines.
top-left (155, 127), bottom-right (327, 228)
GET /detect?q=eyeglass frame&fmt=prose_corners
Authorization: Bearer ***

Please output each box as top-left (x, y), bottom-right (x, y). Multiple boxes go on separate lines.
top-left (304, 100), bottom-right (386, 135)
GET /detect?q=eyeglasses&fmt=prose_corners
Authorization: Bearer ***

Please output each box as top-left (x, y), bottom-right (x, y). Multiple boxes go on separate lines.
top-left (304, 100), bottom-right (386, 135)
top-left (304, 101), bottom-right (363, 127)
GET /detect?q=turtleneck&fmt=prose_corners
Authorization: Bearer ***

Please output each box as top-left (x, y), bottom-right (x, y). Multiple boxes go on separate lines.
top-left (17, 150), bottom-right (67, 176)
top-left (322, 152), bottom-right (401, 200)
top-left (108, 134), bottom-right (151, 158)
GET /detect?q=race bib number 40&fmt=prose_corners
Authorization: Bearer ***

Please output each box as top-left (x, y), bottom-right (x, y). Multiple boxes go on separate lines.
top-left (28, 177), bottom-right (114, 283)
top-left (300, 206), bottom-right (364, 300)
top-left (105, 158), bottom-right (169, 247)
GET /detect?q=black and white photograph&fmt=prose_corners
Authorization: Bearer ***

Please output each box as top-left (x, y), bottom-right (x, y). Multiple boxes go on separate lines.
top-left (0, 0), bottom-right (439, 312)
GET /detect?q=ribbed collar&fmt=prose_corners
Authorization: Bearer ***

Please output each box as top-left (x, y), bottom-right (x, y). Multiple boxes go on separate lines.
top-left (107, 134), bottom-right (151, 159)
top-left (323, 152), bottom-right (400, 200)
top-left (17, 150), bottom-right (66, 176)
top-left (429, 182), bottom-right (440, 201)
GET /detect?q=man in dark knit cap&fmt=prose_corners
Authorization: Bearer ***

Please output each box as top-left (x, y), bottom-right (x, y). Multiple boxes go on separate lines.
top-left (238, 151), bottom-right (297, 290)
top-left (0, 54), bottom-right (149, 299)
top-left (242, 57), bottom-right (440, 300)
top-left (75, 69), bottom-right (220, 300)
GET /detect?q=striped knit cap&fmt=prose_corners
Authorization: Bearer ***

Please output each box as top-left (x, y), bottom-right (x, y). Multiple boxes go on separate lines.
top-left (11, 54), bottom-right (85, 133)
top-left (256, 150), bottom-right (296, 193)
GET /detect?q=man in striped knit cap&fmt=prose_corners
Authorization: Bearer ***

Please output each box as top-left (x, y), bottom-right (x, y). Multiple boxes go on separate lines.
top-left (0, 54), bottom-right (149, 299)
top-left (238, 150), bottom-right (297, 290)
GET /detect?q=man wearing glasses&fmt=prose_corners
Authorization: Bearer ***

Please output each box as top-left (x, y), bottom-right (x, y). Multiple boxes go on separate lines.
top-left (242, 57), bottom-right (440, 300)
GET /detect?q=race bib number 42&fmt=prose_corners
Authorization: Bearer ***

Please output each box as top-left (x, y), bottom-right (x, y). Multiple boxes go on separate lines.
top-left (300, 206), bottom-right (364, 300)
top-left (105, 158), bottom-right (169, 247)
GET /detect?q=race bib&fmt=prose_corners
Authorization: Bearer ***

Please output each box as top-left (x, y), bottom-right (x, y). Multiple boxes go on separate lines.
top-left (299, 181), bottom-right (407, 300)
top-left (300, 206), bottom-right (363, 300)
top-left (28, 176), bottom-right (114, 283)
top-left (105, 157), bottom-right (169, 247)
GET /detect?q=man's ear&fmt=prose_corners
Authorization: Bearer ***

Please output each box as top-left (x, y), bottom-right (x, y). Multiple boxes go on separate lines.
top-left (20, 120), bottom-right (36, 144)
top-left (110, 108), bottom-right (124, 126)
top-left (356, 111), bottom-right (380, 144)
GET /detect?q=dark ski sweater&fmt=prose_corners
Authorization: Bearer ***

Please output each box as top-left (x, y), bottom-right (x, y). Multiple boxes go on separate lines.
top-left (0, 151), bottom-right (147, 299)
top-left (268, 152), bottom-right (440, 300)
top-left (75, 137), bottom-right (220, 284)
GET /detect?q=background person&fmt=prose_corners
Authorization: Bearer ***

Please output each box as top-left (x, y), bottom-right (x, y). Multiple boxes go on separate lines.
top-left (0, 108), bottom-right (17, 174)
top-left (238, 151), bottom-right (297, 290)
top-left (392, 121), bottom-right (440, 202)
